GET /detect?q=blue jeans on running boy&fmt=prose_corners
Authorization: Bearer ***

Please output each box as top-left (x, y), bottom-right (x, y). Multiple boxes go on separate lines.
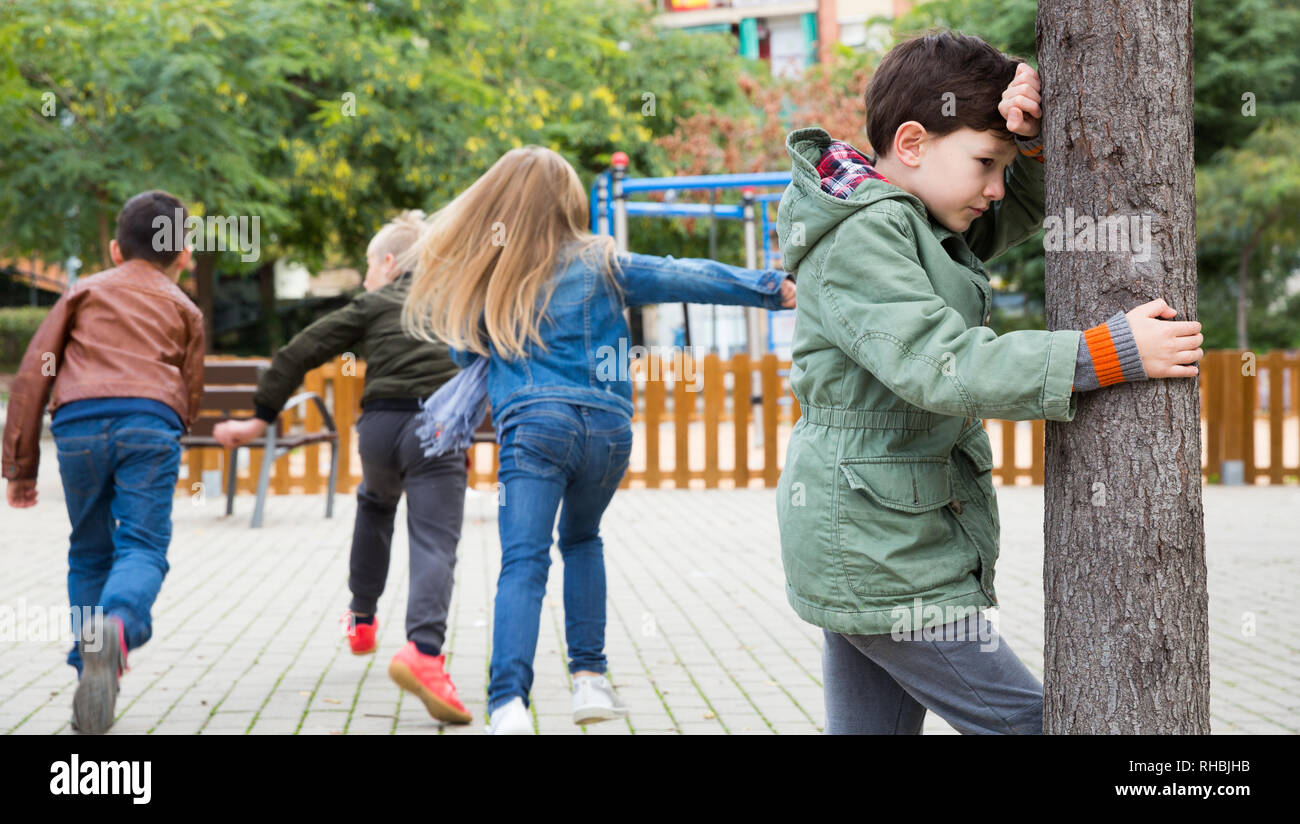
top-left (488, 401), bottom-right (632, 713)
top-left (51, 409), bottom-right (183, 676)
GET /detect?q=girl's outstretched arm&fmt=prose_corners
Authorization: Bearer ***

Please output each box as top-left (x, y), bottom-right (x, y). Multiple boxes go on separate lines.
top-left (615, 252), bottom-right (791, 310)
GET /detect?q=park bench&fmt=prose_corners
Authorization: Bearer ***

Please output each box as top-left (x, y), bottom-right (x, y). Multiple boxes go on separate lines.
top-left (181, 359), bottom-right (338, 528)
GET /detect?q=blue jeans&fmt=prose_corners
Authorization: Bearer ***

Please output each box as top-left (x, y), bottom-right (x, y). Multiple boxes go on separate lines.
top-left (50, 412), bottom-right (183, 676)
top-left (488, 402), bottom-right (633, 713)
top-left (821, 610), bottom-right (1043, 734)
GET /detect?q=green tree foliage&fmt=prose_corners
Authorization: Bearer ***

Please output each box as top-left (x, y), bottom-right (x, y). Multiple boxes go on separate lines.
top-left (0, 0), bottom-right (750, 276)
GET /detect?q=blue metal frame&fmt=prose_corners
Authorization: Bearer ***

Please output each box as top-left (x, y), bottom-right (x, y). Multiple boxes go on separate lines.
top-left (589, 168), bottom-right (795, 354)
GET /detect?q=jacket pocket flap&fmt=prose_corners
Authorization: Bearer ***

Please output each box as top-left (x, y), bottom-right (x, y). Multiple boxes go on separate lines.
top-left (839, 457), bottom-right (952, 513)
top-left (954, 425), bottom-right (994, 473)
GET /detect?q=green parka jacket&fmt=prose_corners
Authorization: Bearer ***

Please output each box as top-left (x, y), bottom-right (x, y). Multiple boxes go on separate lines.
top-left (775, 126), bottom-right (1082, 636)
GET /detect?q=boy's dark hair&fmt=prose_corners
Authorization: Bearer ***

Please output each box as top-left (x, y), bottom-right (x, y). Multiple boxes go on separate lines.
top-left (864, 31), bottom-right (1024, 160)
top-left (115, 189), bottom-right (188, 267)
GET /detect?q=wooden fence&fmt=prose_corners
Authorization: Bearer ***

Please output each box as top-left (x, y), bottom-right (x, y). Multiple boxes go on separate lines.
top-left (177, 349), bottom-right (1300, 495)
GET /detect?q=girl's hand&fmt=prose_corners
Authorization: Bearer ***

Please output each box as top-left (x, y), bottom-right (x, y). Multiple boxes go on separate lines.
top-left (779, 278), bottom-right (796, 309)
top-left (213, 418), bottom-right (269, 449)
top-left (1126, 299), bottom-right (1203, 379)
top-left (999, 62), bottom-right (1042, 138)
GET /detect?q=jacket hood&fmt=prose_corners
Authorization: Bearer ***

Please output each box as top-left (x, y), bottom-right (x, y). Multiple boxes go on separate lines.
top-left (779, 126), bottom-right (923, 272)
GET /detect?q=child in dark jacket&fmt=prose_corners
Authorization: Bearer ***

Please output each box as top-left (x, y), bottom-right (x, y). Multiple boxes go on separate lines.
top-left (213, 210), bottom-right (472, 724)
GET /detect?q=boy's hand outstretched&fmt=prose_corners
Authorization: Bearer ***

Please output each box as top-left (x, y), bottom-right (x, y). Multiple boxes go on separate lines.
top-left (1127, 299), bottom-right (1202, 379)
top-left (6, 479), bottom-right (37, 508)
top-left (999, 62), bottom-right (1041, 138)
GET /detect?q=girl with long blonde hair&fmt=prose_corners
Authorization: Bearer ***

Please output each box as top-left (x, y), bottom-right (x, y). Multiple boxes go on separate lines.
top-left (405, 146), bottom-right (795, 734)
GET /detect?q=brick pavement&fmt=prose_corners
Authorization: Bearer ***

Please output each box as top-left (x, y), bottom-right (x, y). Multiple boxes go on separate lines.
top-left (2, 470), bottom-right (1296, 735)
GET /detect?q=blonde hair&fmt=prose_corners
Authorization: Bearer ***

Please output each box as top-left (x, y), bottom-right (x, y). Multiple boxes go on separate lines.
top-left (401, 146), bottom-right (619, 359)
top-left (367, 209), bottom-right (427, 273)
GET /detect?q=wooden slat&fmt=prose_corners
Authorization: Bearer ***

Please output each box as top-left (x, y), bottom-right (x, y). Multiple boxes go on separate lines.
top-left (733, 354), bottom-right (750, 488)
top-left (335, 372), bottom-right (357, 493)
top-left (1267, 352), bottom-right (1285, 484)
top-left (1241, 351), bottom-right (1257, 484)
top-left (1031, 419), bottom-right (1045, 485)
top-left (241, 447), bottom-right (261, 493)
top-left (703, 354), bottom-right (721, 489)
top-left (302, 369), bottom-right (324, 494)
top-left (186, 447), bottom-right (203, 493)
top-left (673, 356), bottom-right (692, 488)
top-left (197, 386), bottom-right (259, 413)
top-left (762, 354), bottom-right (780, 487)
top-left (1204, 350), bottom-right (1223, 481)
top-left (201, 360), bottom-right (270, 384)
top-left (644, 356), bottom-right (664, 489)
top-left (998, 420), bottom-right (1016, 485)
top-left (273, 404), bottom-right (293, 494)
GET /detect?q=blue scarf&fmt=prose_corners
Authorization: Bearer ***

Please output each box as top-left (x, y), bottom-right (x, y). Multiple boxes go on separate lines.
top-left (415, 356), bottom-right (489, 457)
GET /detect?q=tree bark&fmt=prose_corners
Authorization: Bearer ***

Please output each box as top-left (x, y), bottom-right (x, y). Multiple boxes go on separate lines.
top-left (255, 259), bottom-right (282, 352)
top-left (96, 205), bottom-right (112, 272)
top-left (1038, 0), bottom-right (1210, 733)
top-left (1236, 230), bottom-right (1256, 350)
top-left (194, 252), bottom-right (216, 353)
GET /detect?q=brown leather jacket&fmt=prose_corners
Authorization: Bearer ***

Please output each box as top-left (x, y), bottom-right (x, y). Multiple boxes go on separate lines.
top-left (2, 259), bottom-right (205, 481)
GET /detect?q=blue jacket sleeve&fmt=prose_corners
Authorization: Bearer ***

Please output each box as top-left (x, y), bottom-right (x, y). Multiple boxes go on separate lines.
top-left (614, 252), bottom-right (788, 310)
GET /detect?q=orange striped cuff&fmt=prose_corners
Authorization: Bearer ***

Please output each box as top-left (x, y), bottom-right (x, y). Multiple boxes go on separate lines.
top-left (1083, 322), bottom-right (1126, 386)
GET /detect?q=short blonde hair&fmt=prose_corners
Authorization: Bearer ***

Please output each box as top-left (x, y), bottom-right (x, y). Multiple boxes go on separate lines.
top-left (367, 209), bottom-right (427, 273)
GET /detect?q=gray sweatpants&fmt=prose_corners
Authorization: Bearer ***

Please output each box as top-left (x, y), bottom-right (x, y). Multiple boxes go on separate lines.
top-left (821, 610), bottom-right (1043, 734)
top-left (349, 409), bottom-right (467, 655)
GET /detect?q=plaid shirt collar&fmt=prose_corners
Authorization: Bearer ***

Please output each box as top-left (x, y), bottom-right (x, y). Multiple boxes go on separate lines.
top-left (817, 140), bottom-right (892, 199)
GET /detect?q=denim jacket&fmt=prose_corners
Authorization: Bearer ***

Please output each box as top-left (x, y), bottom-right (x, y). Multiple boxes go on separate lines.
top-left (451, 248), bottom-right (789, 430)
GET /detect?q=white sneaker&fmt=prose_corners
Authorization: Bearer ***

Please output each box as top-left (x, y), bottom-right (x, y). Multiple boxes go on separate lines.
top-left (572, 674), bottom-right (629, 725)
top-left (486, 696), bottom-right (533, 735)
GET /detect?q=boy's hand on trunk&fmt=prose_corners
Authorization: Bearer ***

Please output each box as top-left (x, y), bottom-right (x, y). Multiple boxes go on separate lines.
top-left (1127, 299), bottom-right (1203, 379)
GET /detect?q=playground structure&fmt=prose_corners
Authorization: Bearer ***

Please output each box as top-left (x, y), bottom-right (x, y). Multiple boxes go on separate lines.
top-left (589, 152), bottom-right (794, 358)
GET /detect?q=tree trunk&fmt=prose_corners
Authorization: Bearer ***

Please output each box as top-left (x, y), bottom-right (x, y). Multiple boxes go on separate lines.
top-left (1236, 233), bottom-right (1255, 350)
top-left (255, 260), bottom-right (282, 352)
top-left (194, 252), bottom-right (216, 353)
top-left (1038, 0), bottom-right (1210, 733)
top-left (96, 205), bottom-right (112, 272)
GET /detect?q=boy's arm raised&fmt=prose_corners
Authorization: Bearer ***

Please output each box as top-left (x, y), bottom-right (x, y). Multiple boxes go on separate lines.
top-left (962, 134), bottom-right (1045, 262)
top-left (615, 252), bottom-right (791, 310)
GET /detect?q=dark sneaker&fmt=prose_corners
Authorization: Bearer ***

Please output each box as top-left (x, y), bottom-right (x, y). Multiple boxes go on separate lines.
top-left (71, 614), bottom-right (126, 734)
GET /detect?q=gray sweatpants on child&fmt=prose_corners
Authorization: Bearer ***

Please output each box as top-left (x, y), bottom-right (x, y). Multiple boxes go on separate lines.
top-left (821, 610), bottom-right (1043, 734)
top-left (349, 408), bottom-right (467, 655)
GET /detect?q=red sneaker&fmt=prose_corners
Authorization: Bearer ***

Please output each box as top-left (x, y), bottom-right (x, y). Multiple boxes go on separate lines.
top-left (342, 611), bottom-right (378, 655)
top-left (388, 642), bottom-right (472, 724)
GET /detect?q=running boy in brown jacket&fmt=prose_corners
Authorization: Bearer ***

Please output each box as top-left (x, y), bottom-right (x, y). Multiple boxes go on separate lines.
top-left (3, 190), bottom-right (204, 734)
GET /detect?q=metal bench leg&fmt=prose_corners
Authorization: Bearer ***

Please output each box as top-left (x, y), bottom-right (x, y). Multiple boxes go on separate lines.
top-left (226, 447), bottom-right (239, 516)
top-left (251, 424), bottom-right (276, 528)
top-left (326, 439), bottom-right (338, 519)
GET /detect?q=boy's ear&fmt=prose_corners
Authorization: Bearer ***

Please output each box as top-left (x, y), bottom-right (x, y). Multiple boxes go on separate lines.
top-left (109, 239), bottom-right (125, 266)
top-left (175, 247), bottom-right (194, 274)
top-left (893, 121), bottom-right (929, 168)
